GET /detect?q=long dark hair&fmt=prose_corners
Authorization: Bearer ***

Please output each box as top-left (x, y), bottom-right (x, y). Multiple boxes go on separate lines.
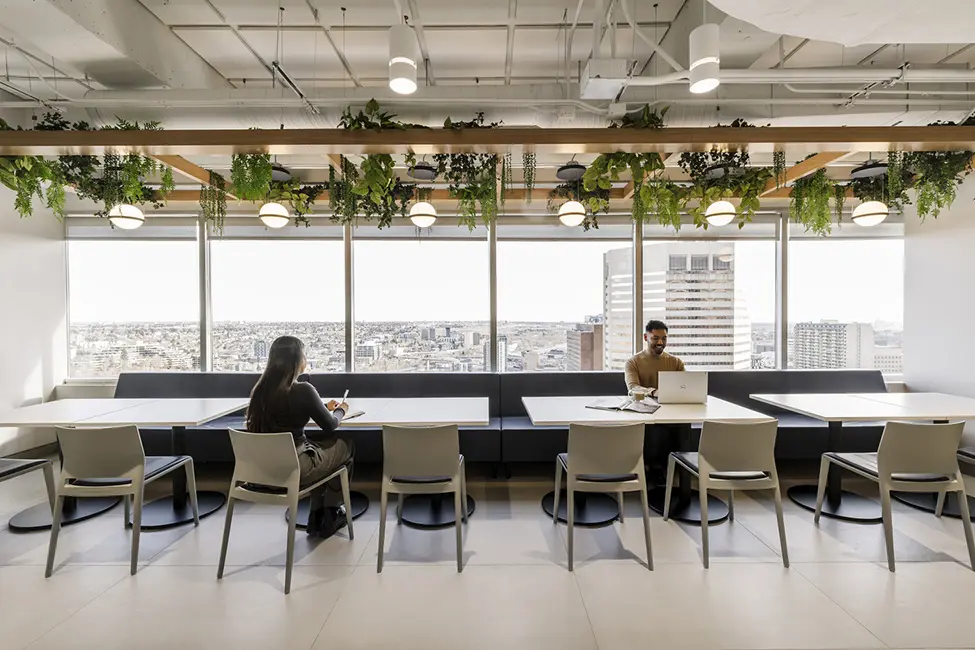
top-left (246, 336), bottom-right (306, 433)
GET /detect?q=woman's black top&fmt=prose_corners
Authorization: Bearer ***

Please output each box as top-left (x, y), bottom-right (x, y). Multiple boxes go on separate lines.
top-left (251, 381), bottom-right (345, 445)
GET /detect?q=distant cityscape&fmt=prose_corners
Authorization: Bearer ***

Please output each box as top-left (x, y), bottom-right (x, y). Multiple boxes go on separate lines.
top-left (69, 242), bottom-right (902, 377)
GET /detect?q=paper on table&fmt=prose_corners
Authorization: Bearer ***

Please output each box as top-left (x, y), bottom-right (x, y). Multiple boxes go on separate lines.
top-left (342, 410), bottom-right (365, 421)
top-left (586, 397), bottom-right (659, 414)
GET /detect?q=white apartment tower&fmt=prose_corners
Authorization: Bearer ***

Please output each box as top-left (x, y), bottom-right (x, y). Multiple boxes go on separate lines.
top-left (604, 242), bottom-right (752, 370)
top-left (792, 321), bottom-right (876, 369)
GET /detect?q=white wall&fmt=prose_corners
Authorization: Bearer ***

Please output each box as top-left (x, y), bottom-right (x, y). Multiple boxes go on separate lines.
top-left (0, 187), bottom-right (68, 454)
top-left (904, 179), bottom-right (975, 445)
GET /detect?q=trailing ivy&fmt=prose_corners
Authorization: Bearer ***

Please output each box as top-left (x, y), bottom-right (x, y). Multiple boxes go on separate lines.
top-left (548, 181), bottom-right (610, 230)
top-left (773, 150), bottom-right (787, 188)
top-left (790, 167), bottom-right (834, 236)
top-left (522, 152), bottom-right (535, 203)
top-left (678, 142), bottom-right (772, 228)
top-left (833, 183), bottom-right (847, 222)
top-left (902, 119), bottom-right (974, 220)
top-left (230, 153), bottom-right (272, 201)
top-left (200, 171), bottom-right (228, 233)
top-left (268, 179), bottom-right (327, 227)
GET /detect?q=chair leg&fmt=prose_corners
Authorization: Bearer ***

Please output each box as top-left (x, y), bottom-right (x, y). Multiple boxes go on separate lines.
top-left (460, 460), bottom-right (469, 524)
top-left (396, 494), bottom-right (404, 525)
top-left (41, 463), bottom-right (56, 513)
top-left (954, 481), bottom-right (975, 571)
top-left (339, 469), bottom-right (354, 541)
top-left (285, 498), bottom-right (298, 595)
top-left (567, 487), bottom-right (575, 571)
top-left (44, 495), bottom-right (65, 578)
top-left (377, 487), bottom-right (388, 573)
top-left (727, 490), bottom-right (735, 522)
top-left (814, 456), bottom-right (831, 524)
top-left (552, 460), bottom-right (564, 525)
top-left (617, 492), bottom-right (625, 522)
top-left (217, 496), bottom-right (236, 580)
top-left (639, 486), bottom-right (653, 571)
top-left (662, 454), bottom-right (677, 521)
top-left (131, 488), bottom-right (144, 576)
top-left (454, 486), bottom-right (464, 573)
top-left (773, 486), bottom-right (789, 568)
top-left (185, 459), bottom-right (200, 526)
top-left (699, 484), bottom-right (710, 569)
top-left (880, 486), bottom-right (896, 573)
top-left (124, 495), bottom-right (131, 528)
top-left (935, 489), bottom-right (947, 518)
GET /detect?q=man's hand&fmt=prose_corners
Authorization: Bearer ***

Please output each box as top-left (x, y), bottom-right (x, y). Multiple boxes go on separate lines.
top-left (326, 400), bottom-right (339, 411)
top-left (336, 401), bottom-right (350, 412)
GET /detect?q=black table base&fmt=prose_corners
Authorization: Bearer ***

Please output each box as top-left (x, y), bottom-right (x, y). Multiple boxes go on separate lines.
top-left (892, 491), bottom-right (975, 520)
top-left (788, 484), bottom-right (882, 523)
top-left (400, 494), bottom-right (476, 528)
top-left (541, 490), bottom-right (620, 527)
top-left (8, 497), bottom-right (121, 532)
top-left (130, 491), bottom-right (225, 530)
top-left (286, 491), bottom-right (370, 529)
top-left (647, 487), bottom-right (729, 525)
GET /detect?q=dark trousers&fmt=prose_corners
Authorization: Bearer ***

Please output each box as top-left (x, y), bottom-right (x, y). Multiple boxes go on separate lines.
top-left (645, 423), bottom-right (683, 485)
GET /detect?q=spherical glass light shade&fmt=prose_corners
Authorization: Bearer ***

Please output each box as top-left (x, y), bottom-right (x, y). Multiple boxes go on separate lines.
top-left (705, 200), bottom-right (736, 227)
top-left (558, 200), bottom-right (586, 227)
top-left (409, 201), bottom-right (437, 228)
top-left (852, 200), bottom-right (888, 227)
top-left (259, 202), bottom-right (290, 228)
top-left (108, 204), bottom-right (145, 230)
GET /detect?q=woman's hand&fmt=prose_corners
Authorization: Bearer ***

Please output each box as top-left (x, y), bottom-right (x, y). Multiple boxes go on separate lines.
top-left (326, 400), bottom-right (339, 411)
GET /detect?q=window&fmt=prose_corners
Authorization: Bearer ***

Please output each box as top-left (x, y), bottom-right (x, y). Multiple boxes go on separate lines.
top-left (668, 254), bottom-right (687, 271)
top-left (210, 241), bottom-right (346, 372)
top-left (68, 241), bottom-right (200, 377)
top-left (352, 239), bottom-right (489, 372)
top-left (643, 241), bottom-right (776, 370)
top-left (498, 240), bottom-right (631, 371)
top-left (788, 239), bottom-right (903, 374)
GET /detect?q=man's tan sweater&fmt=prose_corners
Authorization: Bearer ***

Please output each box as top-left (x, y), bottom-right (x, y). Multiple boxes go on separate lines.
top-left (624, 349), bottom-right (685, 392)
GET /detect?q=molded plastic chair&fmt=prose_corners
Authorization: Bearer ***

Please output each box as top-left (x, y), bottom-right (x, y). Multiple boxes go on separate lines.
top-left (664, 420), bottom-right (788, 569)
top-left (46, 425), bottom-right (199, 577)
top-left (553, 423), bottom-right (652, 571)
top-left (220, 429), bottom-right (354, 594)
top-left (815, 421), bottom-right (975, 572)
top-left (378, 425), bottom-right (467, 573)
top-left (0, 458), bottom-right (56, 512)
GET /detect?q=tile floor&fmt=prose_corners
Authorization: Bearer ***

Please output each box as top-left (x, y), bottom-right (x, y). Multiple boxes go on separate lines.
top-left (2, 464), bottom-right (974, 650)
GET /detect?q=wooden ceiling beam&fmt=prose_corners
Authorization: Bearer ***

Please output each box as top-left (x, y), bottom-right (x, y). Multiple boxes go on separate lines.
top-left (6, 126), bottom-right (975, 156)
top-left (156, 186), bottom-right (617, 204)
top-left (760, 151), bottom-right (851, 197)
top-left (152, 154), bottom-right (238, 200)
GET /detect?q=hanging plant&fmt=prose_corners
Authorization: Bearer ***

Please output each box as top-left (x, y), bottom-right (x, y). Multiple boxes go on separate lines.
top-left (641, 179), bottom-right (687, 231)
top-left (790, 167), bottom-right (834, 236)
top-left (548, 181), bottom-right (610, 231)
top-left (268, 179), bottom-right (327, 227)
top-left (902, 119), bottom-right (974, 220)
top-left (433, 152), bottom-right (498, 230)
top-left (833, 183), bottom-right (847, 222)
top-left (849, 164), bottom-right (912, 212)
top-left (329, 156), bottom-right (358, 226)
top-left (499, 152), bottom-right (513, 213)
top-left (773, 150), bottom-right (787, 188)
top-left (340, 98), bottom-right (421, 130)
top-left (522, 152), bottom-right (536, 203)
top-left (200, 171), bottom-right (228, 234)
top-left (230, 153), bottom-right (272, 201)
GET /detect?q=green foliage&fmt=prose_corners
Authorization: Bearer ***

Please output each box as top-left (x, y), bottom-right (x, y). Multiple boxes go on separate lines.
top-left (230, 153), bottom-right (272, 201)
top-left (547, 181), bottom-right (610, 230)
top-left (849, 167), bottom-right (912, 212)
top-left (499, 152), bottom-right (513, 213)
top-left (433, 152), bottom-right (497, 230)
top-left (522, 152), bottom-right (535, 204)
top-left (268, 179), bottom-right (327, 227)
top-left (339, 98), bottom-right (419, 130)
top-left (833, 183), bottom-right (847, 222)
top-left (772, 150), bottom-right (787, 188)
top-left (200, 171), bottom-right (228, 233)
top-left (443, 112), bottom-right (502, 130)
top-left (903, 145), bottom-right (973, 220)
top-left (609, 104), bottom-right (669, 129)
top-left (642, 179), bottom-right (687, 230)
top-left (329, 156), bottom-right (413, 229)
top-left (790, 168), bottom-right (834, 236)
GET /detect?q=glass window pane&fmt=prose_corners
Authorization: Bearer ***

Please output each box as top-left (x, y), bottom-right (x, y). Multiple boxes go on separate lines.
top-left (788, 239), bottom-right (903, 374)
top-left (353, 238), bottom-right (489, 372)
top-left (210, 241), bottom-right (346, 372)
top-left (642, 241), bottom-right (776, 370)
top-left (498, 240), bottom-right (632, 371)
top-left (68, 241), bottom-right (200, 377)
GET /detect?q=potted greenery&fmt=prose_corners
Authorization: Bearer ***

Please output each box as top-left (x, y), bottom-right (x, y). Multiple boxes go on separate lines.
top-left (548, 181), bottom-right (610, 230)
top-left (789, 166), bottom-right (834, 235)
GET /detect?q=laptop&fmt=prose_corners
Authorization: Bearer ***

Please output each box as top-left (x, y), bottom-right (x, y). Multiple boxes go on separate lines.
top-left (656, 371), bottom-right (708, 404)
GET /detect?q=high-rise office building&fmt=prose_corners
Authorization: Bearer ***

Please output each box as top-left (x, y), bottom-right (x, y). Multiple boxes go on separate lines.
top-left (566, 323), bottom-right (604, 371)
top-left (498, 335), bottom-right (508, 372)
top-left (792, 321), bottom-right (875, 369)
top-left (874, 347), bottom-right (903, 374)
top-left (355, 341), bottom-right (383, 365)
top-left (604, 242), bottom-right (751, 370)
top-left (253, 339), bottom-right (268, 361)
top-left (420, 327), bottom-right (437, 341)
top-left (523, 351), bottom-right (539, 371)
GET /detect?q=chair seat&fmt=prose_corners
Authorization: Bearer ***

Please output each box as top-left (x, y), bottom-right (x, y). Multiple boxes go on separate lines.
top-left (672, 452), bottom-right (769, 481)
top-left (825, 452), bottom-right (952, 482)
top-left (390, 455), bottom-right (465, 484)
top-left (557, 453), bottom-right (638, 483)
top-left (958, 447), bottom-right (975, 464)
top-left (72, 456), bottom-right (188, 487)
top-left (0, 458), bottom-right (48, 481)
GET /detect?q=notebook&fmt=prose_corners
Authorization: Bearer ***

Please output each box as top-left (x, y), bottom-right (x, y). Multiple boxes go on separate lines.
top-left (585, 397), bottom-right (660, 414)
top-left (342, 410), bottom-right (365, 421)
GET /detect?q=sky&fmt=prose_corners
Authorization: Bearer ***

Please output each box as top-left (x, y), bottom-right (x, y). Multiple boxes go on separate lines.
top-left (67, 236), bottom-right (904, 326)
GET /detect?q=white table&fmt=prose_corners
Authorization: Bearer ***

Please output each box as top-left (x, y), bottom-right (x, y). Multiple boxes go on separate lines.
top-left (0, 398), bottom-right (247, 530)
top-left (751, 392), bottom-right (975, 522)
top-left (523, 395), bottom-right (774, 525)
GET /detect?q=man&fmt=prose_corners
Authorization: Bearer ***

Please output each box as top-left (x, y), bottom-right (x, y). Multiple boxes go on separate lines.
top-left (624, 319), bottom-right (685, 485)
top-left (624, 319), bottom-right (685, 397)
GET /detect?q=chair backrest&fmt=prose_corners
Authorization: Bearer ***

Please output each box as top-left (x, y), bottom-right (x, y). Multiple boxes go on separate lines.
top-left (382, 425), bottom-right (459, 479)
top-left (56, 425), bottom-right (146, 481)
top-left (567, 423), bottom-right (645, 477)
top-left (698, 420), bottom-right (779, 474)
top-left (228, 429), bottom-right (301, 489)
top-left (878, 421), bottom-right (964, 477)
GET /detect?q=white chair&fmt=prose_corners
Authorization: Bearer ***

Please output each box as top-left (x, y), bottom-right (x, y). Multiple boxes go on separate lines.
top-left (0, 458), bottom-right (56, 512)
top-left (378, 425), bottom-right (467, 573)
top-left (815, 420), bottom-right (975, 572)
top-left (664, 420), bottom-right (788, 569)
top-left (219, 429), bottom-right (354, 594)
top-left (553, 423), bottom-right (652, 571)
top-left (46, 425), bottom-right (199, 577)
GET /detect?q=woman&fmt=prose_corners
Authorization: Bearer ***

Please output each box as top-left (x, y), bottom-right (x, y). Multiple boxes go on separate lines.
top-left (246, 335), bottom-right (353, 538)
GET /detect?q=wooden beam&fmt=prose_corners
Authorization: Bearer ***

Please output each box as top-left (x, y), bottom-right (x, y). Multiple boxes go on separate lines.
top-left (5, 126), bottom-right (975, 156)
top-left (155, 186), bottom-right (601, 204)
top-left (760, 151), bottom-right (851, 196)
top-left (152, 154), bottom-right (238, 200)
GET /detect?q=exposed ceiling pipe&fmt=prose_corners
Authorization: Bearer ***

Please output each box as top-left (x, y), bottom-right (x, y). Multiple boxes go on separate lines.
top-left (620, 0), bottom-right (684, 72)
top-left (626, 67), bottom-right (975, 86)
top-left (784, 83), bottom-right (975, 97)
top-left (593, 0), bottom-right (604, 59)
top-left (564, 0), bottom-right (586, 87)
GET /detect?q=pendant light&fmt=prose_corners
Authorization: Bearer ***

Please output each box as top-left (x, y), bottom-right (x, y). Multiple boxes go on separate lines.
top-left (259, 202), bottom-right (290, 228)
top-left (409, 201), bottom-right (437, 228)
top-left (388, 24), bottom-right (418, 95)
top-left (558, 200), bottom-right (586, 227)
top-left (688, 22), bottom-right (720, 94)
top-left (108, 204), bottom-right (145, 230)
top-left (704, 200), bottom-right (736, 227)
top-left (852, 200), bottom-right (888, 227)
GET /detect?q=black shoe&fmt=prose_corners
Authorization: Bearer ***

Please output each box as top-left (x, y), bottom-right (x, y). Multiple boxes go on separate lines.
top-left (305, 507), bottom-right (326, 536)
top-left (309, 506), bottom-right (348, 540)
